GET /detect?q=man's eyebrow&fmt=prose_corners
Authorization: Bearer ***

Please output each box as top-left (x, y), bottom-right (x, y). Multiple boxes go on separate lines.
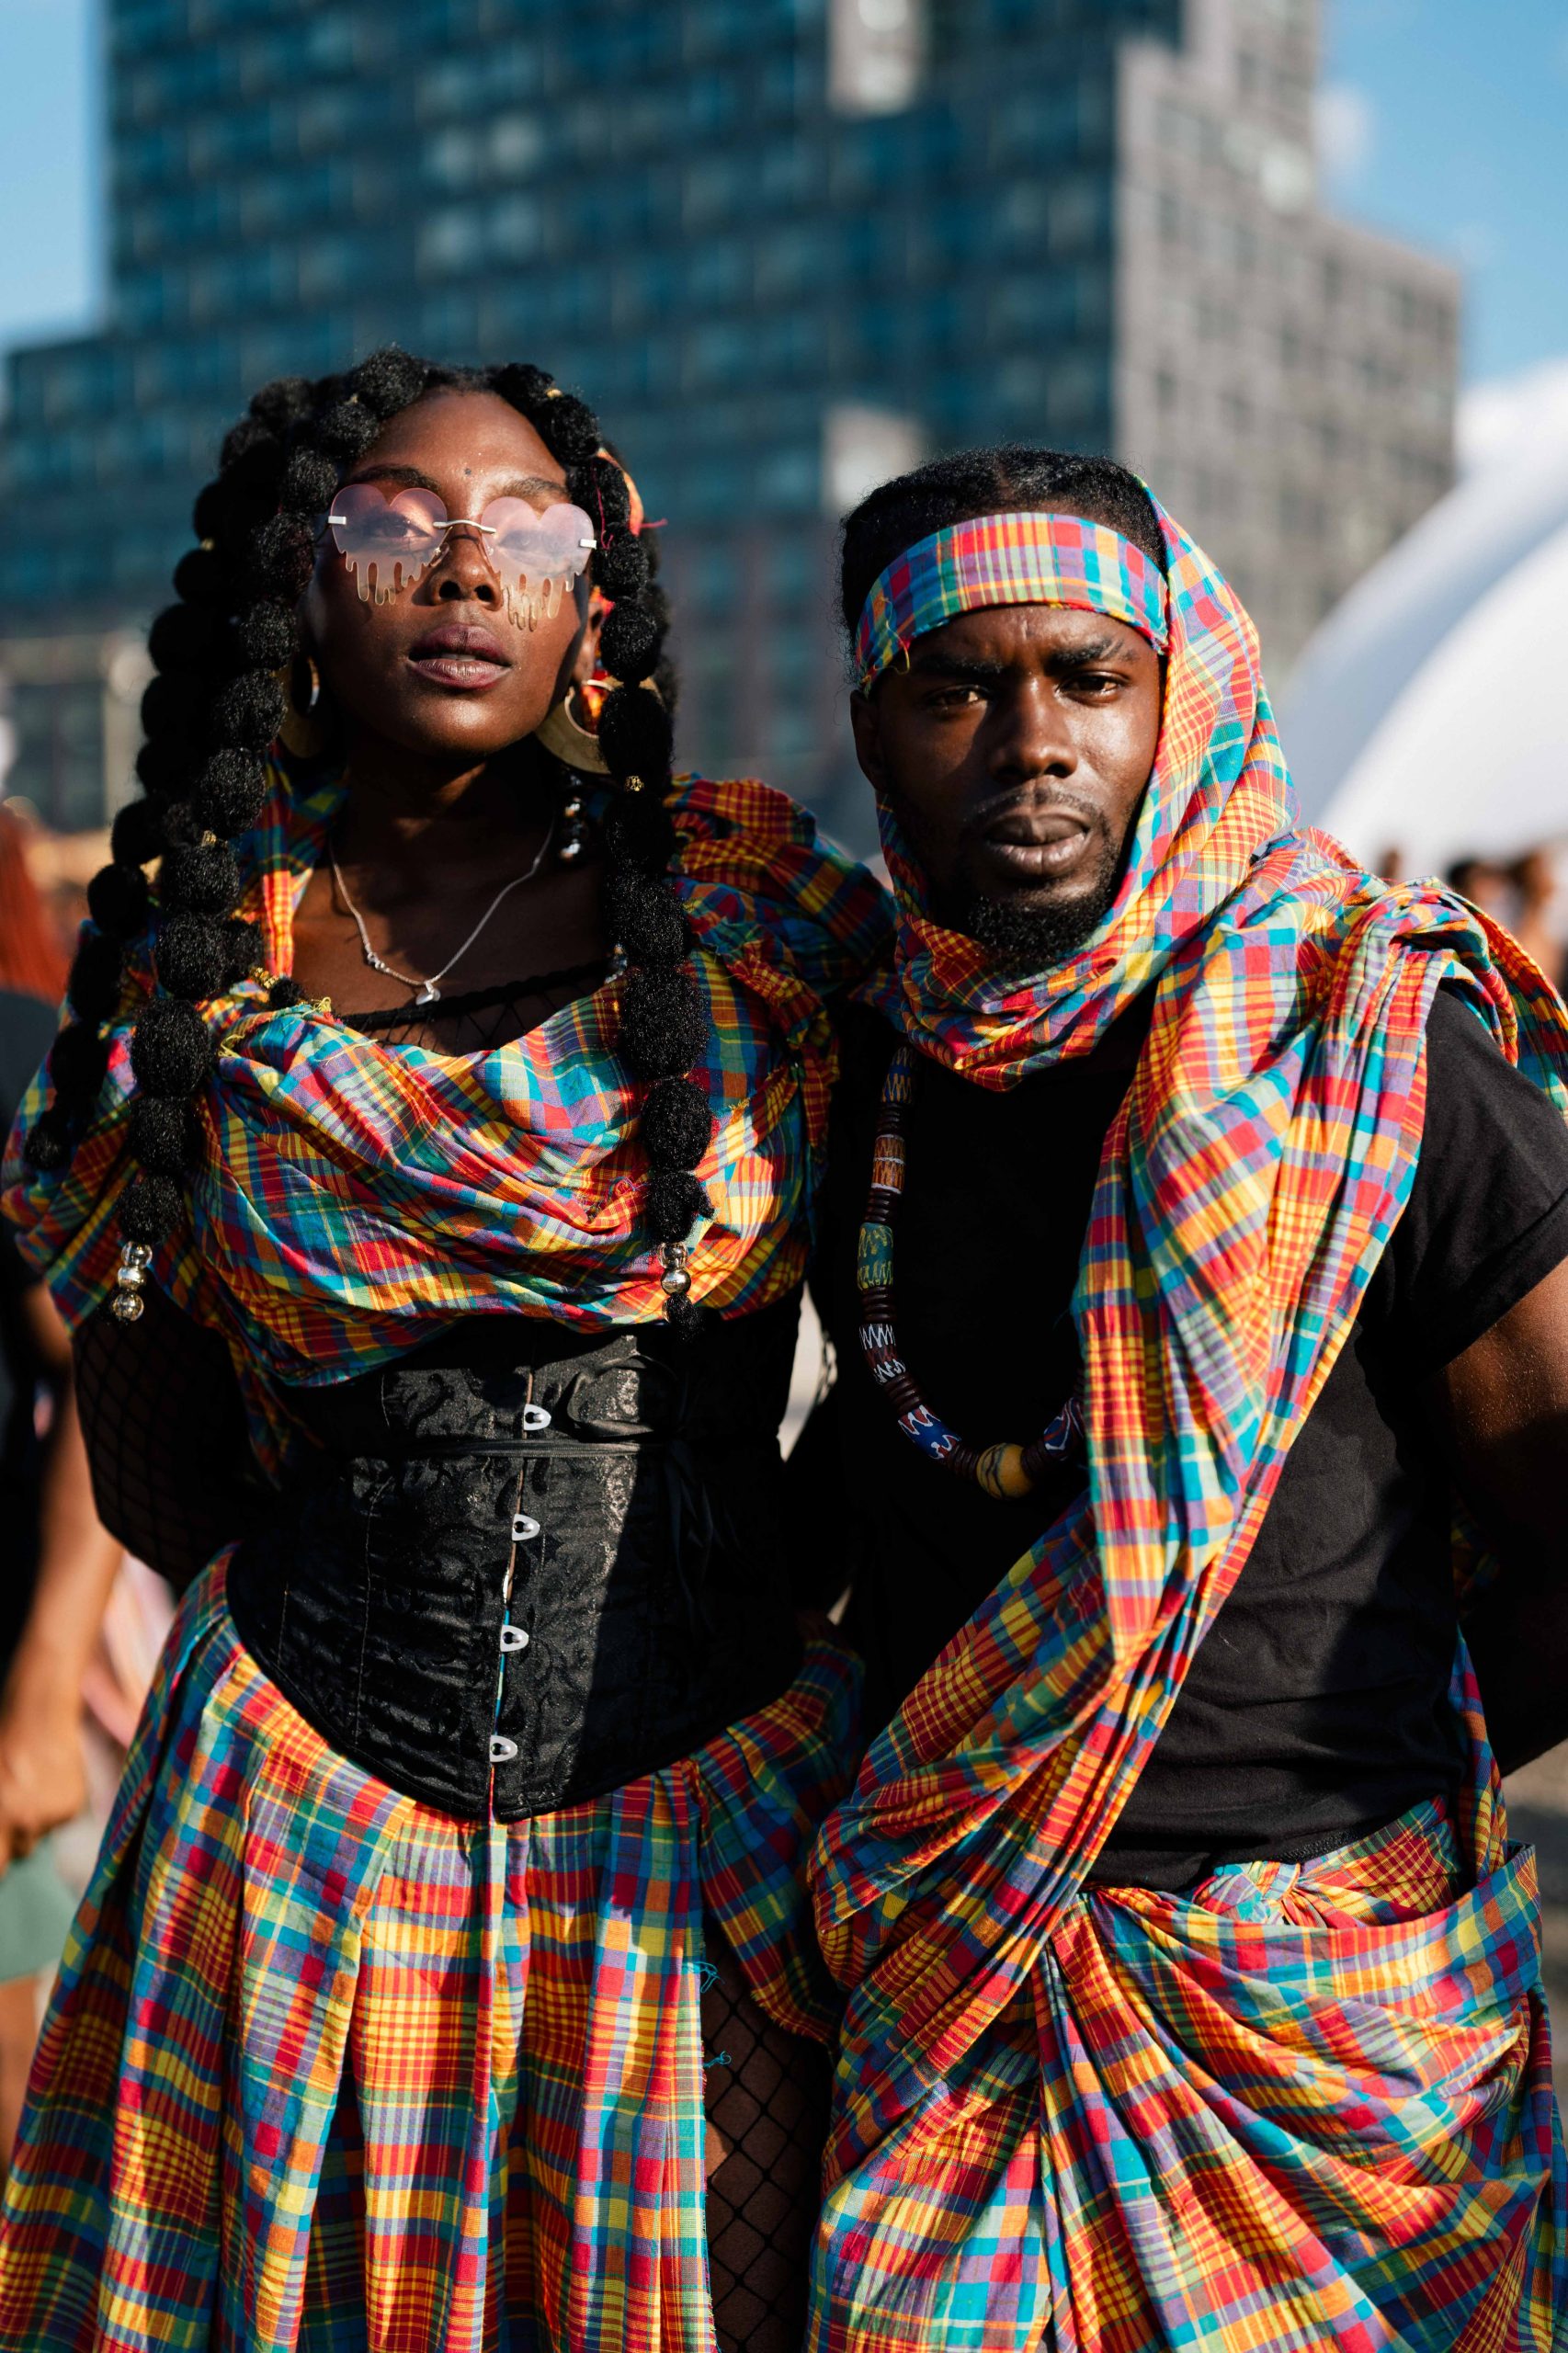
top-left (907, 649), bottom-right (1007, 683)
top-left (1050, 633), bottom-right (1128, 668)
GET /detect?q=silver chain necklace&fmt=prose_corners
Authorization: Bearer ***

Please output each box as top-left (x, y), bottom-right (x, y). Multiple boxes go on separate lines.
top-left (328, 809), bottom-right (558, 1007)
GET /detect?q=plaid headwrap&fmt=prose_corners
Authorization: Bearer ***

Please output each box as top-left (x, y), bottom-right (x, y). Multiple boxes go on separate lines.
top-left (852, 508), bottom-right (1170, 691)
top-left (4, 762), bottom-right (888, 1472)
top-left (810, 494), bottom-right (1568, 2346)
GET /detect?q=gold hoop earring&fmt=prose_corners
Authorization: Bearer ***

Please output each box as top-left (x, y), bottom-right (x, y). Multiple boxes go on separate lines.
top-left (533, 683), bottom-right (609, 775)
top-left (278, 652), bottom-right (328, 759)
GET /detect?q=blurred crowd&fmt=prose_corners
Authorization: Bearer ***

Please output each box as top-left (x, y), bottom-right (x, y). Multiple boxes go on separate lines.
top-left (1380, 840), bottom-right (1568, 991)
top-left (0, 801), bottom-right (169, 2179)
top-left (1448, 849), bottom-right (1567, 989)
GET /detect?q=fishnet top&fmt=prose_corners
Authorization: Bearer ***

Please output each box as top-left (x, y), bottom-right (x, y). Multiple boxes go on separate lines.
top-left (74, 964), bottom-right (608, 1587)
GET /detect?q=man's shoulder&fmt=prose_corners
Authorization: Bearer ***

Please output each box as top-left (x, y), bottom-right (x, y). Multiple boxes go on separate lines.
top-left (1420, 983), bottom-right (1567, 1161)
top-left (1381, 982), bottom-right (1568, 1368)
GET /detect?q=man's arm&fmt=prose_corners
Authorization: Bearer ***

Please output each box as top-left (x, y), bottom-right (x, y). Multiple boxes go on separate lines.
top-left (1436, 1253), bottom-right (1568, 1775)
top-left (0, 1285), bottom-right (122, 1876)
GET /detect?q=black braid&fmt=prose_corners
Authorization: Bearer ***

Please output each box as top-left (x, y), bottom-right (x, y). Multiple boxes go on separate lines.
top-left (31, 347), bottom-right (711, 1333)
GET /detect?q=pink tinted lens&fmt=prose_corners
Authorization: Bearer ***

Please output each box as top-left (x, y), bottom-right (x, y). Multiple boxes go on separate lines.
top-left (481, 499), bottom-right (597, 628)
top-left (328, 484), bottom-right (450, 603)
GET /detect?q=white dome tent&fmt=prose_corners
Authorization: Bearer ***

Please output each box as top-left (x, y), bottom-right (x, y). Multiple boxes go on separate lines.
top-left (1281, 359), bottom-right (1568, 878)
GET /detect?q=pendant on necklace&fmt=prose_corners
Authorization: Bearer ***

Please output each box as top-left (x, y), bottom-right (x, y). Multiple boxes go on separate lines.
top-left (415, 982), bottom-right (441, 1006)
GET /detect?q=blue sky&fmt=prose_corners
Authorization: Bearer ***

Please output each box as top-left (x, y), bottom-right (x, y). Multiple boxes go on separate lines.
top-left (0, 0), bottom-right (97, 364)
top-left (1320, 0), bottom-right (1568, 381)
top-left (0, 0), bottom-right (1561, 386)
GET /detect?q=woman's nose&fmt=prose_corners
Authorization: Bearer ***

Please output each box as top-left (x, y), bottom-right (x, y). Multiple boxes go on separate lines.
top-left (430, 525), bottom-right (500, 601)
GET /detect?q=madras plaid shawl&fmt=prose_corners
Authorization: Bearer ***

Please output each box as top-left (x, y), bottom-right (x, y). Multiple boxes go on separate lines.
top-left (810, 500), bottom-right (1568, 2347)
top-left (4, 762), bottom-right (888, 1468)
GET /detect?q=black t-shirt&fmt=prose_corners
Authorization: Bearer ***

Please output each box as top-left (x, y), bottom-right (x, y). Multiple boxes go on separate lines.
top-left (0, 989), bottom-right (59, 1639)
top-left (811, 985), bottom-right (1568, 1889)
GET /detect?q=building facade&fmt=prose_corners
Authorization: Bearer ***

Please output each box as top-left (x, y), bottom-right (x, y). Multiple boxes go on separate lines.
top-left (0, 0), bottom-right (1457, 847)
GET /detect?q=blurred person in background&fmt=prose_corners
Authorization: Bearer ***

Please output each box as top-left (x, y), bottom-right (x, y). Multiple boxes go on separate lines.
top-left (0, 805), bottom-right (119, 2176)
top-left (0, 801), bottom-right (108, 976)
top-left (0, 349), bottom-right (886, 2349)
top-left (1512, 845), bottom-right (1565, 990)
top-left (1447, 849), bottom-right (1514, 921)
top-left (800, 452), bottom-right (1567, 2348)
top-left (0, 802), bottom-right (66, 1005)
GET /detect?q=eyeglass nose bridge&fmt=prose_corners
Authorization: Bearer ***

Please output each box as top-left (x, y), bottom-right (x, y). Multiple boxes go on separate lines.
top-left (423, 516), bottom-right (506, 593)
top-left (428, 516), bottom-right (500, 562)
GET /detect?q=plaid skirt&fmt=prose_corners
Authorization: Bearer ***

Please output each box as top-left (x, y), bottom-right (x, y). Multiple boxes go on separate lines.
top-left (0, 1557), bottom-right (859, 2351)
top-left (810, 1800), bottom-right (1567, 2351)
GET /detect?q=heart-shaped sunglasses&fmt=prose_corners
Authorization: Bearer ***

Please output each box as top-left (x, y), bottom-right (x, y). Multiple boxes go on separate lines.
top-left (324, 484), bottom-right (597, 629)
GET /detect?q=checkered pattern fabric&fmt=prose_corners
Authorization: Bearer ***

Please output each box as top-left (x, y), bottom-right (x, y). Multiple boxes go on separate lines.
top-left (811, 495), bottom-right (1568, 2347)
top-left (0, 1560), bottom-right (860, 2349)
top-left (852, 511), bottom-right (1171, 691)
top-left (3, 766), bottom-right (888, 1472)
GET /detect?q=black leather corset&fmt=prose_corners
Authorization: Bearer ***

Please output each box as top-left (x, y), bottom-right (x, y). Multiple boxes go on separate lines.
top-left (226, 1300), bottom-right (805, 1820)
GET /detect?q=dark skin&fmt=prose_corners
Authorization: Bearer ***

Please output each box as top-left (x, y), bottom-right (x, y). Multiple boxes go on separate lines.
top-left (854, 588), bottom-right (1568, 1774)
top-left (849, 603), bottom-right (1162, 938)
top-left (290, 386), bottom-right (606, 1023)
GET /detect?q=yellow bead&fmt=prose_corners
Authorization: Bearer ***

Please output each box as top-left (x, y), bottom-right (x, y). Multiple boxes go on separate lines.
top-left (974, 1442), bottom-right (1034, 1501)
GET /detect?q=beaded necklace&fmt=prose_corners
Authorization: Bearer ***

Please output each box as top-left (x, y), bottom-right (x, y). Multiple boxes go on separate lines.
top-left (856, 1041), bottom-right (1085, 1500)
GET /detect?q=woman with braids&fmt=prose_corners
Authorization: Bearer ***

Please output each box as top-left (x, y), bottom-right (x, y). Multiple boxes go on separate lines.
top-left (0, 347), bottom-right (887, 2348)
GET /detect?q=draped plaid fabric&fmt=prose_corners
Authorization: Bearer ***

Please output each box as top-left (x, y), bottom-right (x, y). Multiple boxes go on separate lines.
top-left (809, 497), bottom-right (1568, 2347)
top-left (3, 762), bottom-right (888, 1470)
top-left (0, 1560), bottom-right (860, 2351)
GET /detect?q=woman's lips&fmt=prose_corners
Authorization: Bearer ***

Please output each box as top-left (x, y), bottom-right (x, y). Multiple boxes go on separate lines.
top-left (407, 654), bottom-right (511, 690)
top-left (406, 625), bottom-right (512, 692)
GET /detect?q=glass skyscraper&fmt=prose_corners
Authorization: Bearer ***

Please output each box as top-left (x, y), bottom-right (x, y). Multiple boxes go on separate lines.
top-left (0, 0), bottom-right (1457, 847)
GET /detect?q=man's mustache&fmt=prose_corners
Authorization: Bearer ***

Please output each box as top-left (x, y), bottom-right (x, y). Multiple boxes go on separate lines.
top-left (958, 786), bottom-right (1107, 845)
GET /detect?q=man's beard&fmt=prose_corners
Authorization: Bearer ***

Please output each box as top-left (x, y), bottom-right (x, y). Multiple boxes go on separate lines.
top-left (949, 859), bottom-right (1121, 977)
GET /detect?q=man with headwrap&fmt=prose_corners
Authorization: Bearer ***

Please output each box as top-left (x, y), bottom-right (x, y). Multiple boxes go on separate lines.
top-left (801, 450), bottom-right (1568, 2348)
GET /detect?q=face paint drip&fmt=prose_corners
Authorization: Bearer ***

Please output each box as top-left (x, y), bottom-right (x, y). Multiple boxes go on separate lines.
top-left (502, 574), bottom-right (567, 632)
top-left (351, 556), bottom-right (431, 607)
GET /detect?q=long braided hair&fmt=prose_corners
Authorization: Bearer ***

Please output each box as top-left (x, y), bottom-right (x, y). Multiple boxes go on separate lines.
top-left (26, 347), bottom-right (712, 1331)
